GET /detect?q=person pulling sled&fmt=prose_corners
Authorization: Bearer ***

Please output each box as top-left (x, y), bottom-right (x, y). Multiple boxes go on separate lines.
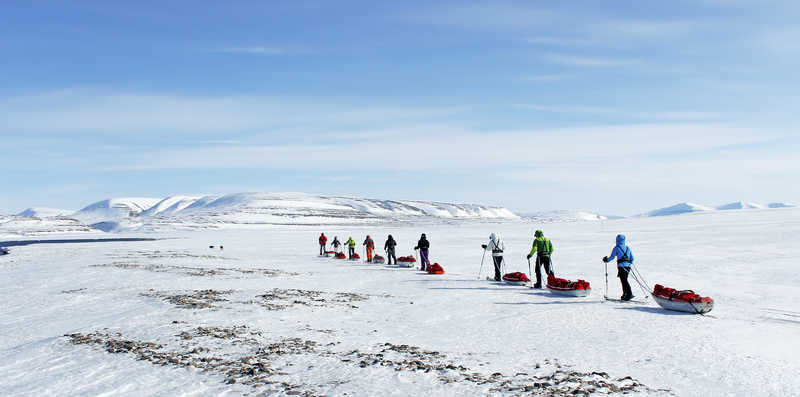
top-left (414, 233), bottom-right (430, 271)
top-left (603, 234), bottom-right (634, 301)
top-left (527, 230), bottom-right (554, 288)
top-left (331, 236), bottom-right (341, 253)
top-left (384, 235), bottom-right (397, 265)
top-left (318, 233), bottom-right (328, 255)
top-left (481, 232), bottom-right (505, 281)
top-left (345, 236), bottom-right (357, 259)
top-left (363, 235), bottom-right (375, 262)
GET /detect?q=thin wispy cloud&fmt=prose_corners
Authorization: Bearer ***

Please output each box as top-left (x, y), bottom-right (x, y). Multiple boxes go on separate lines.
top-left (215, 46), bottom-right (310, 55)
top-left (541, 53), bottom-right (637, 67)
top-left (519, 74), bottom-right (575, 82)
top-left (525, 37), bottom-right (594, 46)
top-left (514, 104), bottom-right (724, 121)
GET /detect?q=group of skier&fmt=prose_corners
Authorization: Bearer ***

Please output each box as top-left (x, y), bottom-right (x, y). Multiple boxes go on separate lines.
top-left (318, 232), bottom-right (432, 270)
top-left (319, 230), bottom-right (636, 301)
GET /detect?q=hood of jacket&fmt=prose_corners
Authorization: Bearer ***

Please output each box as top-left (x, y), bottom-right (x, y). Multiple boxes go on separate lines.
top-left (534, 230), bottom-right (543, 238)
top-left (616, 234), bottom-right (626, 247)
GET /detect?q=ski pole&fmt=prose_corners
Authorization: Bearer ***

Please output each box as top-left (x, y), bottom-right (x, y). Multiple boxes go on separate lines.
top-left (478, 247), bottom-right (487, 279)
top-left (527, 257), bottom-right (533, 286)
top-left (604, 259), bottom-right (609, 299)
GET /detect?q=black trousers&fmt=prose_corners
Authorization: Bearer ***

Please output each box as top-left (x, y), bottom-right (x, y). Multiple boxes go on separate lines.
top-left (535, 256), bottom-right (552, 285)
top-left (348, 247), bottom-right (355, 258)
top-left (618, 267), bottom-right (633, 298)
top-left (492, 256), bottom-right (503, 281)
top-left (319, 244), bottom-right (325, 255)
top-left (386, 248), bottom-right (396, 265)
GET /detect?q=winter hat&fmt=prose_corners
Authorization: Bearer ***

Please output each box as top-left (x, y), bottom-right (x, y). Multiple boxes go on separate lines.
top-left (534, 230), bottom-right (543, 238)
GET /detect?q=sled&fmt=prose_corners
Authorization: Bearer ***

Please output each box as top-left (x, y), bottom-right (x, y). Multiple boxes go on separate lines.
top-left (546, 274), bottom-right (591, 297)
top-left (348, 252), bottom-right (361, 261)
top-left (652, 284), bottom-right (714, 314)
top-left (371, 255), bottom-right (385, 264)
top-left (334, 252), bottom-right (347, 260)
top-left (426, 263), bottom-right (445, 275)
top-left (502, 272), bottom-right (530, 286)
top-left (397, 256), bottom-right (416, 268)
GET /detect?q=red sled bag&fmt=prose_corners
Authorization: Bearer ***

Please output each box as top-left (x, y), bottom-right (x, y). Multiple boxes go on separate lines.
top-left (652, 284), bottom-right (714, 314)
top-left (502, 272), bottom-right (530, 285)
top-left (546, 273), bottom-right (591, 297)
top-left (335, 252), bottom-right (347, 259)
top-left (427, 263), bottom-right (445, 275)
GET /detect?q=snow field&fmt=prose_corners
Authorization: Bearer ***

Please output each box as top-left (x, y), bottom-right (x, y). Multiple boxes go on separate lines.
top-left (1, 208), bottom-right (799, 396)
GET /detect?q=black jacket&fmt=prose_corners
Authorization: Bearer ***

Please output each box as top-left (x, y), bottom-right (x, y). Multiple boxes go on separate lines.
top-left (414, 237), bottom-right (430, 251)
top-left (384, 237), bottom-right (397, 251)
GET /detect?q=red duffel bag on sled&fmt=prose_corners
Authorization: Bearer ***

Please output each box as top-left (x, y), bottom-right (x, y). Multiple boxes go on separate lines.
top-left (502, 272), bottom-right (530, 285)
top-left (546, 274), bottom-right (591, 297)
top-left (652, 284), bottom-right (713, 314)
top-left (426, 263), bottom-right (445, 275)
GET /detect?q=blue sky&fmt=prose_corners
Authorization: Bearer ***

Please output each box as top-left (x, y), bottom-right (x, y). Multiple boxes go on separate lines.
top-left (1, 0), bottom-right (798, 215)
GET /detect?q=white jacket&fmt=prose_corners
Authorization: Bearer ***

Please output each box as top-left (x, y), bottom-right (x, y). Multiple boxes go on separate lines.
top-left (487, 233), bottom-right (505, 257)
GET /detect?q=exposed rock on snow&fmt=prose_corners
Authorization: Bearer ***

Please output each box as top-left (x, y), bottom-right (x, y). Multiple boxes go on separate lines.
top-left (641, 202), bottom-right (713, 217)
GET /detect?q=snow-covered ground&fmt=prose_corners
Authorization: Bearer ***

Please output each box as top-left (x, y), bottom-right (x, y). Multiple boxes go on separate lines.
top-left (1, 208), bottom-right (799, 396)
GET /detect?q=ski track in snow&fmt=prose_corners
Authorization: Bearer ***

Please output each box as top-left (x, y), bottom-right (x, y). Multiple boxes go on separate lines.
top-left (1, 209), bottom-right (799, 396)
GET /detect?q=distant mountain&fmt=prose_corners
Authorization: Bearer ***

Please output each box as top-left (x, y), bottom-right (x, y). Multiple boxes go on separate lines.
top-left (16, 207), bottom-right (74, 218)
top-left (45, 193), bottom-right (520, 231)
top-left (139, 195), bottom-right (205, 216)
top-left (520, 210), bottom-right (608, 222)
top-left (642, 202), bottom-right (713, 217)
top-left (716, 201), bottom-right (765, 210)
top-left (767, 202), bottom-right (795, 208)
top-left (0, 215), bottom-right (100, 237)
top-left (72, 197), bottom-right (162, 224)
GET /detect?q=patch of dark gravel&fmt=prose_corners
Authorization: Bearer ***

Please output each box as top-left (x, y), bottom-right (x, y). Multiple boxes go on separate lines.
top-left (252, 288), bottom-right (373, 311)
top-left (142, 289), bottom-right (234, 309)
top-left (65, 325), bottom-right (665, 396)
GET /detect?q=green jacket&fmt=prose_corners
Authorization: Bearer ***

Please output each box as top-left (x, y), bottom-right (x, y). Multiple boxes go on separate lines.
top-left (345, 237), bottom-right (356, 248)
top-left (528, 231), bottom-right (553, 257)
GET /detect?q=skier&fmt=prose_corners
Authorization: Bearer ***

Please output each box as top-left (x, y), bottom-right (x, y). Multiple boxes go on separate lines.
top-left (345, 236), bottom-right (357, 259)
top-left (384, 235), bottom-right (397, 265)
top-left (318, 233), bottom-right (328, 255)
top-left (363, 235), bottom-right (375, 262)
top-left (331, 236), bottom-right (341, 253)
top-left (413, 233), bottom-right (430, 271)
top-left (481, 232), bottom-right (505, 281)
top-left (603, 234), bottom-right (635, 301)
top-left (526, 230), bottom-right (554, 288)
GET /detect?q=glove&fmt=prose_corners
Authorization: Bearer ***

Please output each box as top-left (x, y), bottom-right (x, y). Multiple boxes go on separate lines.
top-left (481, 244), bottom-right (487, 249)
top-left (602, 256), bottom-right (609, 263)
top-left (526, 254), bottom-right (532, 260)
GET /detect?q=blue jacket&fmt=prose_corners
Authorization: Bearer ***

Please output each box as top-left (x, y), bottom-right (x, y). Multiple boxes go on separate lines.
top-left (607, 234), bottom-right (633, 268)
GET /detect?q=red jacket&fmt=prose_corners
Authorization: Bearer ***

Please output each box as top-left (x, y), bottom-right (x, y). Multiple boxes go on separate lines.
top-left (319, 235), bottom-right (327, 245)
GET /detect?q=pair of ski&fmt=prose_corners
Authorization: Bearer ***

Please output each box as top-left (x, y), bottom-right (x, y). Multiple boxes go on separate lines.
top-left (603, 295), bottom-right (647, 304)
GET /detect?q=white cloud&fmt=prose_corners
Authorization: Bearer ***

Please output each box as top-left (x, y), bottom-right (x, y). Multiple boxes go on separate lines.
top-left (0, 90), bottom-right (470, 135)
top-left (513, 104), bottom-right (724, 121)
top-left (215, 46), bottom-right (311, 55)
top-left (541, 53), bottom-right (637, 67)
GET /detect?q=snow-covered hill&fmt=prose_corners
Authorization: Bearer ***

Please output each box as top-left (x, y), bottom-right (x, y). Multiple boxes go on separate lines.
top-left (16, 207), bottom-right (74, 218)
top-left (520, 210), bottom-right (607, 223)
top-left (136, 192), bottom-right (519, 231)
top-left (641, 202), bottom-right (713, 217)
top-left (716, 201), bottom-right (765, 210)
top-left (72, 197), bottom-right (163, 224)
top-left (767, 202), bottom-right (795, 208)
top-left (0, 215), bottom-right (101, 238)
